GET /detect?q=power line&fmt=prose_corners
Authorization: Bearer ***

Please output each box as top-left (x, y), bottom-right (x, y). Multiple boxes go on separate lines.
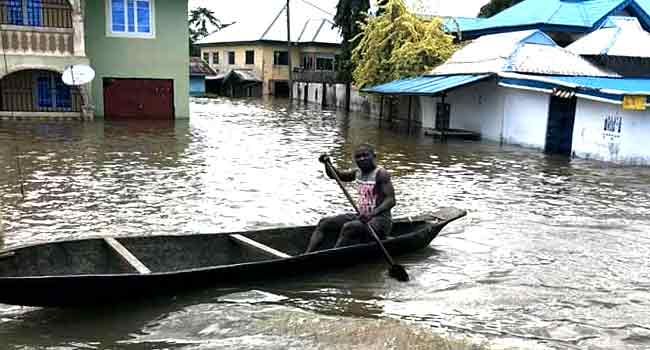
top-left (300, 0), bottom-right (334, 17)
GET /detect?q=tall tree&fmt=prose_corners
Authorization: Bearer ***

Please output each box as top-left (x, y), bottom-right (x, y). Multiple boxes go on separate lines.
top-left (333, 0), bottom-right (371, 111)
top-left (478, 0), bottom-right (524, 18)
top-left (333, 0), bottom-right (371, 82)
top-left (189, 7), bottom-right (222, 56)
top-left (351, 0), bottom-right (456, 88)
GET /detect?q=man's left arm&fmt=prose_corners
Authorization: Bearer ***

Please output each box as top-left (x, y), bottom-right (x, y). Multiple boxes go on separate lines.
top-left (369, 169), bottom-right (396, 219)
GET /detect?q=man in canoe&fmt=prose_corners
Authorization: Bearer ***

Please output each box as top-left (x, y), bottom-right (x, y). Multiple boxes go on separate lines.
top-left (305, 143), bottom-right (396, 253)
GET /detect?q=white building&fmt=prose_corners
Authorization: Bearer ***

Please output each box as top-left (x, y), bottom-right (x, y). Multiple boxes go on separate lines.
top-left (367, 25), bottom-right (650, 165)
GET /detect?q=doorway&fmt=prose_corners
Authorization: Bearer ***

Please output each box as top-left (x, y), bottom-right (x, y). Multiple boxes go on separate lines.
top-left (545, 95), bottom-right (577, 156)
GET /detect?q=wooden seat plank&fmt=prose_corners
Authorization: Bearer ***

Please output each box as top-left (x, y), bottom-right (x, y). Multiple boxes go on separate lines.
top-left (229, 234), bottom-right (291, 259)
top-left (104, 237), bottom-right (151, 274)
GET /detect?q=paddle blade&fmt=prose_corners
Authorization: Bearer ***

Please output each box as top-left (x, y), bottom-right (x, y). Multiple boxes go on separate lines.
top-left (389, 265), bottom-right (409, 282)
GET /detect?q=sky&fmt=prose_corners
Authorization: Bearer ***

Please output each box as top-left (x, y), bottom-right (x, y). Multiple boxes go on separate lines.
top-left (188, 0), bottom-right (491, 24)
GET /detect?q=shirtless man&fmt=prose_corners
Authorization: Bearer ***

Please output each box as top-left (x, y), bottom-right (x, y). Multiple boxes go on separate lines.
top-left (305, 143), bottom-right (396, 253)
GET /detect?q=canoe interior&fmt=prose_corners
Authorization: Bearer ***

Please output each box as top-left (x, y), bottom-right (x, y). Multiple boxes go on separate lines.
top-left (0, 220), bottom-right (434, 278)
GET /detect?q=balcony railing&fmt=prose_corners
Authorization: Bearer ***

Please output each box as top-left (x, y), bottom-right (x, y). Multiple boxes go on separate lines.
top-left (0, 0), bottom-right (73, 28)
top-left (293, 68), bottom-right (347, 84)
top-left (0, 25), bottom-right (73, 55)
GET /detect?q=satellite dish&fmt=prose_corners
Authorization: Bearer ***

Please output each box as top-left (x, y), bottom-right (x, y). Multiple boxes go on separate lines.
top-left (62, 64), bottom-right (95, 86)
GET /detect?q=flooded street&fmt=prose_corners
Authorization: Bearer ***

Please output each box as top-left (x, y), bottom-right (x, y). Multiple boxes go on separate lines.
top-left (1, 97), bottom-right (650, 349)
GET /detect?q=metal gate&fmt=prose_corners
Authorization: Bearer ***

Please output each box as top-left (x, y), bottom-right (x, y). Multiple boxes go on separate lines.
top-left (103, 78), bottom-right (174, 120)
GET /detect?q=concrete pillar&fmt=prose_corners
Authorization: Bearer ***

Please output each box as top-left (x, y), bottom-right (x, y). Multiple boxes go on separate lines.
top-left (71, 0), bottom-right (85, 57)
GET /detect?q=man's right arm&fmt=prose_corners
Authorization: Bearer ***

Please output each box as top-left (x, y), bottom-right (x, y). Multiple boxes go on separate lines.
top-left (325, 164), bottom-right (356, 182)
top-left (319, 154), bottom-right (355, 182)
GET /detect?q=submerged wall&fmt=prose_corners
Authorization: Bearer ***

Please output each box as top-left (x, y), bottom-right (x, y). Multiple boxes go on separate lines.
top-left (573, 99), bottom-right (650, 165)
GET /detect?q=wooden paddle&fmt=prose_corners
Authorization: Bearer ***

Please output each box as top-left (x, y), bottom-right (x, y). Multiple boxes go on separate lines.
top-left (323, 158), bottom-right (409, 282)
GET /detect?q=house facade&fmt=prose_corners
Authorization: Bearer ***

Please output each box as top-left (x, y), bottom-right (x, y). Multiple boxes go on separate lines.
top-left (367, 25), bottom-right (650, 165)
top-left (0, 0), bottom-right (188, 121)
top-left (0, 0), bottom-right (89, 120)
top-left (364, 0), bottom-right (650, 166)
top-left (197, 3), bottom-right (342, 98)
top-left (85, 0), bottom-right (189, 119)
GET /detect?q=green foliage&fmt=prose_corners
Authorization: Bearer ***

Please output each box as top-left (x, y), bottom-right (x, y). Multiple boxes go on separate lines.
top-left (478, 0), bottom-right (524, 18)
top-left (351, 0), bottom-right (456, 88)
top-left (333, 0), bottom-right (371, 82)
top-left (189, 7), bottom-right (225, 56)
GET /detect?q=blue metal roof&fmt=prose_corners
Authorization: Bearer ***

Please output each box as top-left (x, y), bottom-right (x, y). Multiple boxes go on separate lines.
top-left (456, 0), bottom-right (650, 38)
top-left (363, 74), bottom-right (493, 96)
top-left (498, 73), bottom-right (650, 102)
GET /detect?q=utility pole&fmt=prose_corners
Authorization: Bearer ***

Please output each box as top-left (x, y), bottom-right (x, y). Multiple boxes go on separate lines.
top-left (286, 0), bottom-right (293, 101)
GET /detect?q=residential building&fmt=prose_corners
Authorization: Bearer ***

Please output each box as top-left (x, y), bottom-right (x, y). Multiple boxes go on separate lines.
top-left (197, 2), bottom-right (342, 97)
top-left (366, 26), bottom-right (650, 165)
top-left (189, 57), bottom-right (217, 96)
top-left (85, 0), bottom-right (189, 119)
top-left (0, 0), bottom-right (89, 120)
top-left (0, 0), bottom-right (189, 121)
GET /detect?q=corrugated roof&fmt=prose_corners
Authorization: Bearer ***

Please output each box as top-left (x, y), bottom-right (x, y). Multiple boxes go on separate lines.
top-left (190, 57), bottom-right (218, 76)
top-left (431, 29), bottom-right (617, 77)
top-left (498, 72), bottom-right (650, 103)
top-left (211, 69), bottom-right (262, 82)
top-left (197, 1), bottom-right (341, 45)
top-left (363, 74), bottom-right (493, 95)
top-left (459, 0), bottom-right (650, 36)
top-left (567, 16), bottom-right (650, 57)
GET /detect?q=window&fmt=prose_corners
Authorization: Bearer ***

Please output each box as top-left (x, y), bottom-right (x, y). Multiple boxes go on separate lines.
top-left (245, 50), bottom-right (254, 65)
top-left (274, 51), bottom-right (289, 66)
top-left (213, 52), bottom-right (219, 64)
top-left (202, 52), bottom-right (210, 63)
top-left (316, 57), bottom-right (334, 71)
top-left (109, 0), bottom-right (154, 38)
top-left (6, 0), bottom-right (43, 26)
top-left (228, 51), bottom-right (235, 65)
top-left (302, 55), bottom-right (314, 70)
top-left (36, 74), bottom-right (71, 109)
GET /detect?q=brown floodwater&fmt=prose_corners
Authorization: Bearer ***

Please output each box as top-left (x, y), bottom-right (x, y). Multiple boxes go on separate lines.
top-left (0, 97), bottom-right (649, 349)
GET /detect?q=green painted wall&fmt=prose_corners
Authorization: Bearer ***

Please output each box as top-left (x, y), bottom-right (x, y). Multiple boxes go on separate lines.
top-left (84, 0), bottom-right (189, 119)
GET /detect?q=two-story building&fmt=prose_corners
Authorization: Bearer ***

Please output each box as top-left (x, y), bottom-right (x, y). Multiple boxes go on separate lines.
top-left (0, 0), bottom-right (189, 120)
top-left (196, 2), bottom-right (342, 98)
top-left (0, 0), bottom-right (88, 119)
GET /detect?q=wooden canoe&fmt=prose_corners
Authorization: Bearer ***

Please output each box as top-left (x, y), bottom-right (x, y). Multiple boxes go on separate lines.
top-left (0, 207), bottom-right (466, 307)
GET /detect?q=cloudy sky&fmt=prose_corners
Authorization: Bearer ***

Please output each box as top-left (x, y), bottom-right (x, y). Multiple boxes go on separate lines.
top-left (189, 0), bottom-right (491, 23)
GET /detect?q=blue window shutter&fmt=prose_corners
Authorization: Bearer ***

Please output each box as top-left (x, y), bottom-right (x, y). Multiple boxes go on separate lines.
top-left (8, 0), bottom-right (23, 25)
top-left (136, 0), bottom-right (150, 33)
top-left (111, 0), bottom-right (125, 32)
top-left (55, 78), bottom-right (71, 108)
top-left (127, 0), bottom-right (135, 32)
top-left (37, 77), bottom-right (52, 108)
top-left (27, 0), bottom-right (42, 26)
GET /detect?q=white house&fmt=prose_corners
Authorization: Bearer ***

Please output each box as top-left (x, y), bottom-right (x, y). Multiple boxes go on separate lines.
top-left (366, 27), bottom-right (650, 165)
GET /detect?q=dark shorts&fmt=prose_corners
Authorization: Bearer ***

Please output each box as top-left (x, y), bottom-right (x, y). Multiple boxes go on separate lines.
top-left (318, 213), bottom-right (393, 240)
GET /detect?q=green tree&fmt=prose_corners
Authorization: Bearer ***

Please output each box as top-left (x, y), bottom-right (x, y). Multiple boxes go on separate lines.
top-left (478, 0), bottom-right (524, 18)
top-left (351, 0), bottom-right (456, 88)
top-left (189, 7), bottom-right (223, 56)
top-left (333, 0), bottom-right (371, 83)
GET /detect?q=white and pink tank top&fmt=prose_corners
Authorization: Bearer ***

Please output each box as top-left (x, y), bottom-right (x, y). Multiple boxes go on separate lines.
top-left (356, 168), bottom-right (380, 216)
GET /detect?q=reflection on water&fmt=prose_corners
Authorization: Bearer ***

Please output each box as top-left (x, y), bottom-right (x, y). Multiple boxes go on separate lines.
top-left (1, 97), bottom-right (650, 349)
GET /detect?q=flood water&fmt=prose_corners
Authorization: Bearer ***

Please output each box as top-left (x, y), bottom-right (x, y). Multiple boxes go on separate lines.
top-left (1, 97), bottom-right (650, 350)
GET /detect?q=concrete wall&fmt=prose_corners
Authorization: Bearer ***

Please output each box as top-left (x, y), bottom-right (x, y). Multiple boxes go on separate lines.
top-left (501, 88), bottom-right (550, 149)
top-left (85, 0), bottom-right (189, 118)
top-left (444, 79), bottom-right (505, 140)
top-left (572, 99), bottom-right (650, 165)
